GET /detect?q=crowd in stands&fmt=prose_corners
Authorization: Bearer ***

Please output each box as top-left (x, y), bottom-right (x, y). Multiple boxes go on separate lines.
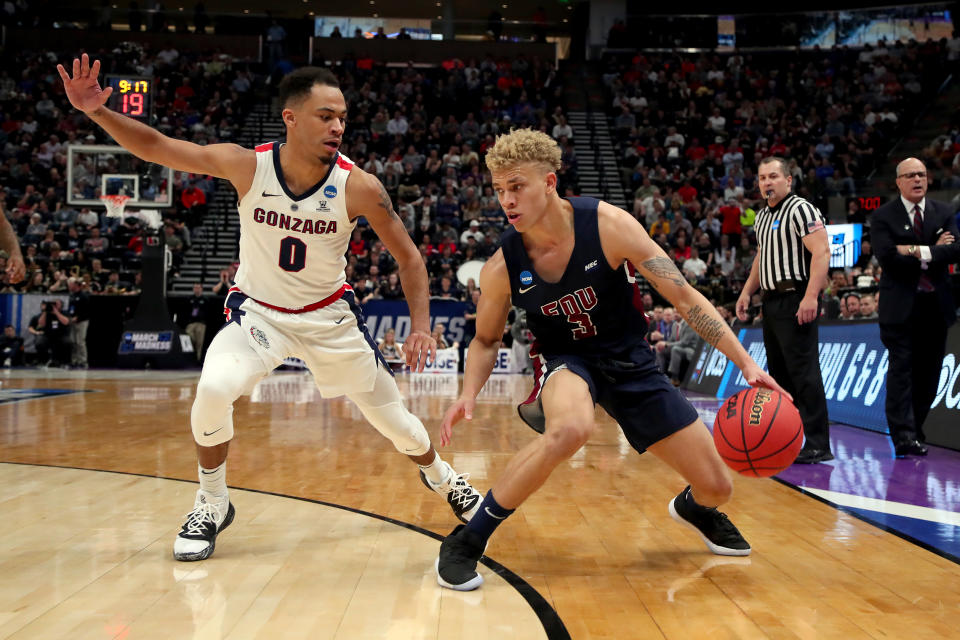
top-left (0, 42), bottom-right (258, 297)
top-left (328, 54), bottom-right (565, 302)
top-left (599, 39), bottom-right (956, 314)
top-left (4, 31), bottom-right (958, 369)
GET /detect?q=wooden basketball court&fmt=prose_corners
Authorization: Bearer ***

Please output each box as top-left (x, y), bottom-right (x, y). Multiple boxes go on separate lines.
top-left (1, 369), bottom-right (958, 639)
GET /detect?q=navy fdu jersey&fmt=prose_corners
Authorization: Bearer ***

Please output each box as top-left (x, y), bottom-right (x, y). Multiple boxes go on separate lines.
top-left (500, 197), bottom-right (648, 359)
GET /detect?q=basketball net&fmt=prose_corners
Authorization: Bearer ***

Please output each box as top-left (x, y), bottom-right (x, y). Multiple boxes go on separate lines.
top-left (99, 194), bottom-right (162, 230)
top-left (100, 194), bottom-right (131, 219)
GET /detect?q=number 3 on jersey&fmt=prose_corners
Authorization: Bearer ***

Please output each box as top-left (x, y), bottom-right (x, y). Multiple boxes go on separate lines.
top-left (279, 236), bottom-right (307, 272)
top-left (541, 286), bottom-right (598, 339)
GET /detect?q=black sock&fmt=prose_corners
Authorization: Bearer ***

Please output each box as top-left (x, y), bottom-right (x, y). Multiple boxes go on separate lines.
top-left (465, 490), bottom-right (514, 544)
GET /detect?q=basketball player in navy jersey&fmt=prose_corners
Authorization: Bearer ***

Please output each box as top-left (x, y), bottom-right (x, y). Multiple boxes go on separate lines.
top-left (435, 129), bottom-right (789, 590)
top-left (58, 55), bottom-right (482, 562)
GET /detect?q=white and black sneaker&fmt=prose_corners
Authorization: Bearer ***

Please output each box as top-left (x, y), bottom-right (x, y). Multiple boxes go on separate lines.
top-left (668, 486), bottom-right (751, 556)
top-left (173, 490), bottom-right (235, 562)
top-left (419, 461), bottom-right (482, 523)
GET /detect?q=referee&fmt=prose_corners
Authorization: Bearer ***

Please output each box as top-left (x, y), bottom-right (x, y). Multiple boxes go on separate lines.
top-left (736, 157), bottom-right (833, 464)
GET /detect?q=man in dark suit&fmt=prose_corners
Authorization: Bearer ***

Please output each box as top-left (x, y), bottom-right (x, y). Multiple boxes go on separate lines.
top-left (872, 158), bottom-right (960, 457)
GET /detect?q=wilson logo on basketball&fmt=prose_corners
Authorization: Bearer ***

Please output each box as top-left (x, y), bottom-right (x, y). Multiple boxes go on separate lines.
top-left (748, 389), bottom-right (773, 426)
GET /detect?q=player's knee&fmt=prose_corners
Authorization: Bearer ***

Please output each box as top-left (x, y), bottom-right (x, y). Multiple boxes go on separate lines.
top-left (191, 401), bottom-right (234, 446)
top-left (392, 410), bottom-right (431, 455)
top-left (543, 420), bottom-right (594, 459)
top-left (358, 400), bottom-right (431, 455)
top-left (191, 376), bottom-right (242, 446)
top-left (194, 374), bottom-right (243, 412)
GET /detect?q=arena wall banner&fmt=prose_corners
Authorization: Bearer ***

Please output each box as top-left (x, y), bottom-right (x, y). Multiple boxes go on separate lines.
top-left (414, 347), bottom-right (460, 374)
top-left (925, 327), bottom-right (960, 450)
top-left (684, 321), bottom-right (960, 450)
top-left (360, 299), bottom-right (468, 344)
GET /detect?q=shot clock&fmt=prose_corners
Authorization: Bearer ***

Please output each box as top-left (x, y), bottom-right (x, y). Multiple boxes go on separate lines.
top-left (104, 74), bottom-right (153, 120)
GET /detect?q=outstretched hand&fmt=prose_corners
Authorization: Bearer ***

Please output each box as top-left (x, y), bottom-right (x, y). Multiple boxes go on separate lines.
top-left (741, 362), bottom-right (793, 403)
top-left (440, 395), bottom-right (475, 447)
top-left (401, 329), bottom-right (437, 372)
top-left (56, 53), bottom-right (113, 115)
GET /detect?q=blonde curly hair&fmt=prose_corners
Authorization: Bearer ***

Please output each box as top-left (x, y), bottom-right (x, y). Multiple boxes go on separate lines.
top-left (485, 128), bottom-right (562, 174)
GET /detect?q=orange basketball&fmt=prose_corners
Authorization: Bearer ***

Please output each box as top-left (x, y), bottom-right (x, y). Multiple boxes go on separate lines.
top-left (713, 388), bottom-right (803, 477)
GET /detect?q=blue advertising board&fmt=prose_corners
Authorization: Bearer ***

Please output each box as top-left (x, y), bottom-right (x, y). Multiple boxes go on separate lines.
top-left (685, 320), bottom-right (960, 447)
top-left (686, 321), bottom-right (889, 433)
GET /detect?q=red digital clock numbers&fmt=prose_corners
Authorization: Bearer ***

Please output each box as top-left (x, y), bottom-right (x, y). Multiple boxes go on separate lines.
top-left (122, 93), bottom-right (145, 116)
top-left (857, 197), bottom-right (882, 210)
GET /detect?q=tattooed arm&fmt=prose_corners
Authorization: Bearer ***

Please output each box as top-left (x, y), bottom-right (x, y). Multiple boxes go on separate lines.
top-left (597, 201), bottom-right (791, 397)
top-left (347, 168), bottom-right (436, 369)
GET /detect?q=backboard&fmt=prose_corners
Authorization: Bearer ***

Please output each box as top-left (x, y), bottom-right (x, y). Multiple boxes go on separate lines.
top-left (67, 144), bottom-right (174, 209)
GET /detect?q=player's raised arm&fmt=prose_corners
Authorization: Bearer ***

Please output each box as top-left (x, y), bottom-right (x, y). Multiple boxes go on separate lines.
top-left (57, 53), bottom-right (254, 193)
top-left (347, 168), bottom-right (436, 371)
top-left (597, 201), bottom-right (791, 400)
top-left (440, 251), bottom-right (512, 446)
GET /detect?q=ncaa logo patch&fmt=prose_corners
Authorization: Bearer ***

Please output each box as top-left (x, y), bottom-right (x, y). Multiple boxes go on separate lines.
top-left (250, 326), bottom-right (270, 350)
top-left (323, 185), bottom-right (338, 198)
top-left (772, 220), bottom-right (781, 230)
top-left (520, 270), bottom-right (534, 286)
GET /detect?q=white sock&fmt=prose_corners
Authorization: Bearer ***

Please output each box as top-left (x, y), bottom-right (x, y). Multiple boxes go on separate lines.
top-left (198, 462), bottom-right (228, 498)
top-left (418, 452), bottom-right (449, 486)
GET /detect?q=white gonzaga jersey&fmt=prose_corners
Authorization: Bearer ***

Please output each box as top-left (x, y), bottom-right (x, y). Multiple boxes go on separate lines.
top-left (234, 142), bottom-right (357, 309)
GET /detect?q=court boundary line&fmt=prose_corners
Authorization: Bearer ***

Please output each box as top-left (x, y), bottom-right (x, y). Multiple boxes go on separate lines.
top-left (0, 460), bottom-right (571, 640)
top-left (772, 476), bottom-right (960, 566)
top-left (685, 392), bottom-right (960, 566)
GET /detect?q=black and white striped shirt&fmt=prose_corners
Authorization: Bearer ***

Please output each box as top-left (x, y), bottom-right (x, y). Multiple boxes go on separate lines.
top-left (754, 194), bottom-right (826, 291)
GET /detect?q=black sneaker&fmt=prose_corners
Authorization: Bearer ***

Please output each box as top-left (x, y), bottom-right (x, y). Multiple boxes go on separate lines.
top-left (436, 524), bottom-right (486, 591)
top-left (173, 490), bottom-right (236, 562)
top-left (668, 486), bottom-right (751, 556)
top-left (794, 447), bottom-right (835, 464)
top-left (419, 461), bottom-right (482, 523)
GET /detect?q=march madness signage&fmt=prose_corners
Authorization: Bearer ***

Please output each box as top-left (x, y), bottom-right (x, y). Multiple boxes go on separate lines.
top-left (361, 300), bottom-right (468, 343)
top-left (118, 330), bottom-right (175, 354)
top-left (684, 321), bottom-right (960, 450)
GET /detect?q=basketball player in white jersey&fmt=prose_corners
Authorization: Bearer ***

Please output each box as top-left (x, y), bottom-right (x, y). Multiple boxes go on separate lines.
top-left (58, 55), bottom-right (482, 561)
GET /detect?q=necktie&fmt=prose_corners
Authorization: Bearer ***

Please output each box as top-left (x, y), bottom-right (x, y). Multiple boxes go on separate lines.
top-left (913, 205), bottom-right (934, 292)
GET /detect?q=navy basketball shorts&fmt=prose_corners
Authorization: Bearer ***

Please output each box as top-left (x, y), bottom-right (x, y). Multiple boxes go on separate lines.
top-left (541, 345), bottom-right (700, 453)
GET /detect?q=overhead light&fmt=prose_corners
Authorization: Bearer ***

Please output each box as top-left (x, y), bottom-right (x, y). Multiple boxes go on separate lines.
top-left (308, 11), bottom-right (314, 15)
